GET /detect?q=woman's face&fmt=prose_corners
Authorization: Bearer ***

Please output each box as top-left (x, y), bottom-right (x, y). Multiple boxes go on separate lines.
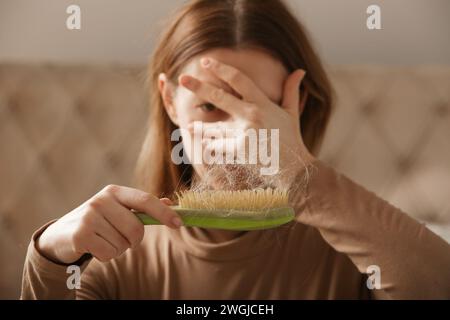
top-left (159, 48), bottom-right (289, 185)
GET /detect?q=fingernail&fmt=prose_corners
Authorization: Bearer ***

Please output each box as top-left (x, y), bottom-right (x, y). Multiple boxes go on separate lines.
top-left (172, 217), bottom-right (183, 227)
top-left (180, 75), bottom-right (191, 86)
top-left (160, 197), bottom-right (173, 205)
top-left (201, 58), bottom-right (211, 68)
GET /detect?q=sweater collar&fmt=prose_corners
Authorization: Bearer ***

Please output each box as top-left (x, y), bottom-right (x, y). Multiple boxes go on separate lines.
top-left (168, 222), bottom-right (295, 261)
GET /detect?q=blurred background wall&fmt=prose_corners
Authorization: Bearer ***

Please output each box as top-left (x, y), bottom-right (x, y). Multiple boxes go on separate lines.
top-left (1, 0), bottom-right (450, 65)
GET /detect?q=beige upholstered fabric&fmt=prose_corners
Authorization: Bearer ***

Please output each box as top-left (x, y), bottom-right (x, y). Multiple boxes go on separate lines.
top-left (0, 64), bottom-right (449, 298)
top-left (321, 66), bottom-right (450, 238)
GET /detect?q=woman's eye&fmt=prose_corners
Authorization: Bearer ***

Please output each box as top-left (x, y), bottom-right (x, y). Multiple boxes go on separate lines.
top-left (199, 103), bottom-right (217, 112)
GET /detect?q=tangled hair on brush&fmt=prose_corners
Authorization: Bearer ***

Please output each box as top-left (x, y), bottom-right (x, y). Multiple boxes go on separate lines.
top-left (185, 142), bottom-right (315, 209)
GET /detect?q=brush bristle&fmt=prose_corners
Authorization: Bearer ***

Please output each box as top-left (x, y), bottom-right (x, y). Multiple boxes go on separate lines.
top-left (176, 188), bottom-right (289, 211)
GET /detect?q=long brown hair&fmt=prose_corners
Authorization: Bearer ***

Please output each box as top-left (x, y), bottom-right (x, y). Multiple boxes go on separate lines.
top-left (135, 0), bottom-right (333, 197)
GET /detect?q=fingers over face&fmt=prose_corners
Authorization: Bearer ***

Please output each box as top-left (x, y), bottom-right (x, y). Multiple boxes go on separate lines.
top-left (200, 57), bottom-right (269, 106)
top-left (179, 74), bottom-right (248, 119)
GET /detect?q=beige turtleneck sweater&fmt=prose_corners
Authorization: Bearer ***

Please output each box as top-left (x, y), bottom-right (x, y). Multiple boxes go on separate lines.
top-left (20, 160), bottom-right (450, 299)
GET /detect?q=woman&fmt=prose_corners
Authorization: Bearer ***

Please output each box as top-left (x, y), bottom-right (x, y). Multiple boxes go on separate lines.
top-left (21, 0), bottom-right (450, 299)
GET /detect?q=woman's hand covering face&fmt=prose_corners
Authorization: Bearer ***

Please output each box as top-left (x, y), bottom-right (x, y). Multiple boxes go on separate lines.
top-left (178, 57), bottom-right (315, 185)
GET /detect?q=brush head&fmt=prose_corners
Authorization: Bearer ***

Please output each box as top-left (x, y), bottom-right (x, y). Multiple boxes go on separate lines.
top-left (137, 188), bottom-right (295, 230)
top-left (176, 188), bottom-right (289, 211)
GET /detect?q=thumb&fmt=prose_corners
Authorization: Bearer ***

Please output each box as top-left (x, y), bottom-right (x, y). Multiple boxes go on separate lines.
top-left (159, 198), bottom-right (174, 206)
top-left (281, 69), bottom-right (306, 117)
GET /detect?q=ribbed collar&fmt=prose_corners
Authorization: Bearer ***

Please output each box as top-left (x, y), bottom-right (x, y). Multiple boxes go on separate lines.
top-left (168, 222), bottom-right (295, 262)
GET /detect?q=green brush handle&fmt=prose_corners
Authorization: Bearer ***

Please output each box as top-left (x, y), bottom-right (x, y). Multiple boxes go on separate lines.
top-left (135, 206), bottom-right (295, 231)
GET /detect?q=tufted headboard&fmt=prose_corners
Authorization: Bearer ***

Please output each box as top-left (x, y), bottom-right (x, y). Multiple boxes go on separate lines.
top-left (1, 64), bottom-right (449, 298)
